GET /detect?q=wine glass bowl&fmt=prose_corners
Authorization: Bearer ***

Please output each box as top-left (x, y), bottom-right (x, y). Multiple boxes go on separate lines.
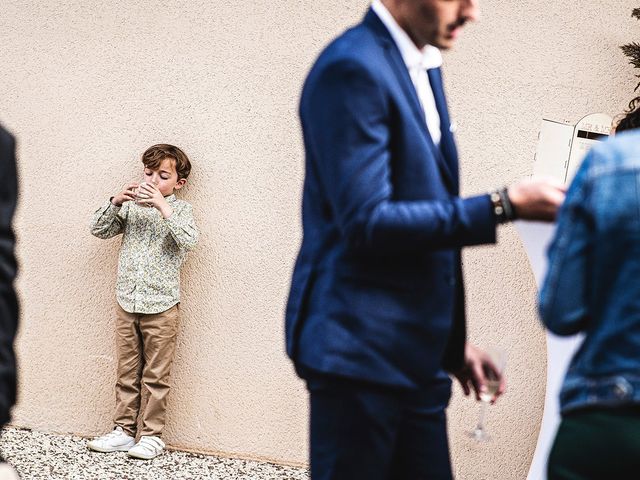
top-left (471, 347), bottom-right (507, 441)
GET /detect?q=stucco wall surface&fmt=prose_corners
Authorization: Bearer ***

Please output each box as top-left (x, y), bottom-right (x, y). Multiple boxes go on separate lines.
top-left (0, 0), bottom-right (638, 476)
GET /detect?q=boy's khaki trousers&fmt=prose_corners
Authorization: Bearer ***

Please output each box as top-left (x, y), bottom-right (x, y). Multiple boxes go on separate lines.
top-left (113, 303), bottom-right (179, 437)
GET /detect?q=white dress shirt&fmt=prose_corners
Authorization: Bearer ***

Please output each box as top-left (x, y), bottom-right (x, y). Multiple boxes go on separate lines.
top-left (371, 0), bottom-right (443, 145)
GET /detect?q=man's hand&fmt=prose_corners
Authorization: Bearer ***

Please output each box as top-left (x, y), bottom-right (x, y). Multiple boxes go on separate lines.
top-left (111, 182), bottom-right (139, 207)
top-left (507, 177), bottom-right (566, 222)
top-left (453, 344), bottom-right (506, 403)
top-left (137, 183), bottom-right (173, 218)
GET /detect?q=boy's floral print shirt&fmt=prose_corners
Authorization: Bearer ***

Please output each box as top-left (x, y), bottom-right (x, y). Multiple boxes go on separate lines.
top-left (90, 195), bottom-right (198, 314)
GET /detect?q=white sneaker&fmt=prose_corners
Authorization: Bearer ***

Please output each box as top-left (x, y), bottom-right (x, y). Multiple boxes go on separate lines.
top-left (87, 426), bottom-right (135, 453)
top-left (127, 435), bottom-right (165, 460)
top-left (0, 463), bottom-right (20, 480)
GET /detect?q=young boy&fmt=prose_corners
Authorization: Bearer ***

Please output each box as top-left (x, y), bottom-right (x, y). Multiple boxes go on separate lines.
top-left (88, 144), bottom-right (198, 460)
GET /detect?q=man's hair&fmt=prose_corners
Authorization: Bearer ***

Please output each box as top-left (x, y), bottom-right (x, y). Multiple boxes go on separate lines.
top-left (141, 144), bottom-right (192, 180)
top-left (615, 96), bottom-right (640, 134)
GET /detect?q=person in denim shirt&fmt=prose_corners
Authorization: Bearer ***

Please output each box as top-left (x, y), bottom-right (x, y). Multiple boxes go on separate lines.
top-left (540, 105), bottom-right (640, 479)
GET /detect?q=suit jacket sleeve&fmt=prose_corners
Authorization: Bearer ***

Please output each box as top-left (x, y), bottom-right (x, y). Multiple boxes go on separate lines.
top-left (301, 59), bottom-right (496, 254)
top-left (0, 125), bottom-right (19, 425)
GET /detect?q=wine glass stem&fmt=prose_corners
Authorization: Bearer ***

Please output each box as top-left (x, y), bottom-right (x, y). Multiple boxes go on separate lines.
top-left (476, 400), bottom-right (489, 433)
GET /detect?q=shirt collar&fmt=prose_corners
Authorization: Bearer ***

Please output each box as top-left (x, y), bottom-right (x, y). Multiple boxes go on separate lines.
top-left (371, 0), bottom-right (442, 71)
top-left (165, 194), bottom-right (176, 203)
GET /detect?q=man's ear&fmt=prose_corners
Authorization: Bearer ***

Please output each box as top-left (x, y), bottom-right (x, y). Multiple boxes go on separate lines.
top-left (174, 178), bottom-right (187, 190)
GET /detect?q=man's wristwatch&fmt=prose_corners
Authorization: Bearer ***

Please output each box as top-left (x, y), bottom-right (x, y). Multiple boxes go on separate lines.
top-left (490, 188), bottom-right (516, 224)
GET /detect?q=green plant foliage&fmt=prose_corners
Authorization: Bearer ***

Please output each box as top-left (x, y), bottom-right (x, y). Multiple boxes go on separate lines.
top-left (622, 10), bottom-right (640, 90)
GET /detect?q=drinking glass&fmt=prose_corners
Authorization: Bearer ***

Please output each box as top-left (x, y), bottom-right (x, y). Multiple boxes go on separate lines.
top-left (135, 180), bottom-right (155, 207)
top-left (471, 347), bottom-right (507, 441)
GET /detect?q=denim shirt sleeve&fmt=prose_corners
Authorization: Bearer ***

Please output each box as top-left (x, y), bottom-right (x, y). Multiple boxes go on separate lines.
top-left (539, 152), bottom-right (594, 336)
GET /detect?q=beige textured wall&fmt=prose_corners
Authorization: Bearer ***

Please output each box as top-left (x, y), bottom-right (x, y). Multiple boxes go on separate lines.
top-left (0, 0), bottom-right (637, 476)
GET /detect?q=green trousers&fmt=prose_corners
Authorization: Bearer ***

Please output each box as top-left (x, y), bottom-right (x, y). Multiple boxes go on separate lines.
top-left (548, 407), bottom-right (640, 480)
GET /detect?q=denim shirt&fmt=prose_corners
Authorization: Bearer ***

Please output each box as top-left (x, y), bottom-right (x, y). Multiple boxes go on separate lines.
top-left (540, 131), bottom-right (640, 414)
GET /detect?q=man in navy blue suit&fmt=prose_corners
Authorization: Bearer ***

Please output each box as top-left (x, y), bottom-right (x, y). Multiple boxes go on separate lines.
top-left (0, 125), bottom-right (19, 479)
top-left (286, 0), bottom-right (565, 478)
top-left (0, 125), bottom-right (18, 429)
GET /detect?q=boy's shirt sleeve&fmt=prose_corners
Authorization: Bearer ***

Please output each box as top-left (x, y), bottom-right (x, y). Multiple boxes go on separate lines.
top-left (164, 201), bottom-right (198, 250)
top-left (90, 200), bottom-right (128, 239)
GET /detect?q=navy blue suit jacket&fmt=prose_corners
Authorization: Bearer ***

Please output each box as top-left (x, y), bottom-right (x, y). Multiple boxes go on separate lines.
top-left (0, 125), bottom-right (18, 425)
top-left (286, 10), bottom-right (497, 389)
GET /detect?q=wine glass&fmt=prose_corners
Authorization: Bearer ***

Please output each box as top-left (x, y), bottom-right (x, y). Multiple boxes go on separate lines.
top-left (471, 347), bottom-right (507, 441)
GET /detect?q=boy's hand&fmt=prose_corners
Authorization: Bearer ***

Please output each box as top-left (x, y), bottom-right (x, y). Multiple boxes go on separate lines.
top-left (137, 183), bottom-right (173, 218)
top-left (111, 182), bottom-right (139, 207)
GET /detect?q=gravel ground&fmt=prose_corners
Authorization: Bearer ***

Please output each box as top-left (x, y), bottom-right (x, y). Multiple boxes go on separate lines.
top-left (0, 428), bottom-right (309, 480)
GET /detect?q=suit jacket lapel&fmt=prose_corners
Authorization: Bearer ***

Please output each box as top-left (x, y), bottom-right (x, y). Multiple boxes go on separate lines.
top-left (363, 10), bottom-right (457, 194)
top-left (383, 44), bottom-right (428, 134)
top-left (428, 67), bottom-right (459, 194)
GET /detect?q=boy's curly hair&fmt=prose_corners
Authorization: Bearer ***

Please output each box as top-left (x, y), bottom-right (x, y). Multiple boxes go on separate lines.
top-left (142, 144), bottom-right (192, 180)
